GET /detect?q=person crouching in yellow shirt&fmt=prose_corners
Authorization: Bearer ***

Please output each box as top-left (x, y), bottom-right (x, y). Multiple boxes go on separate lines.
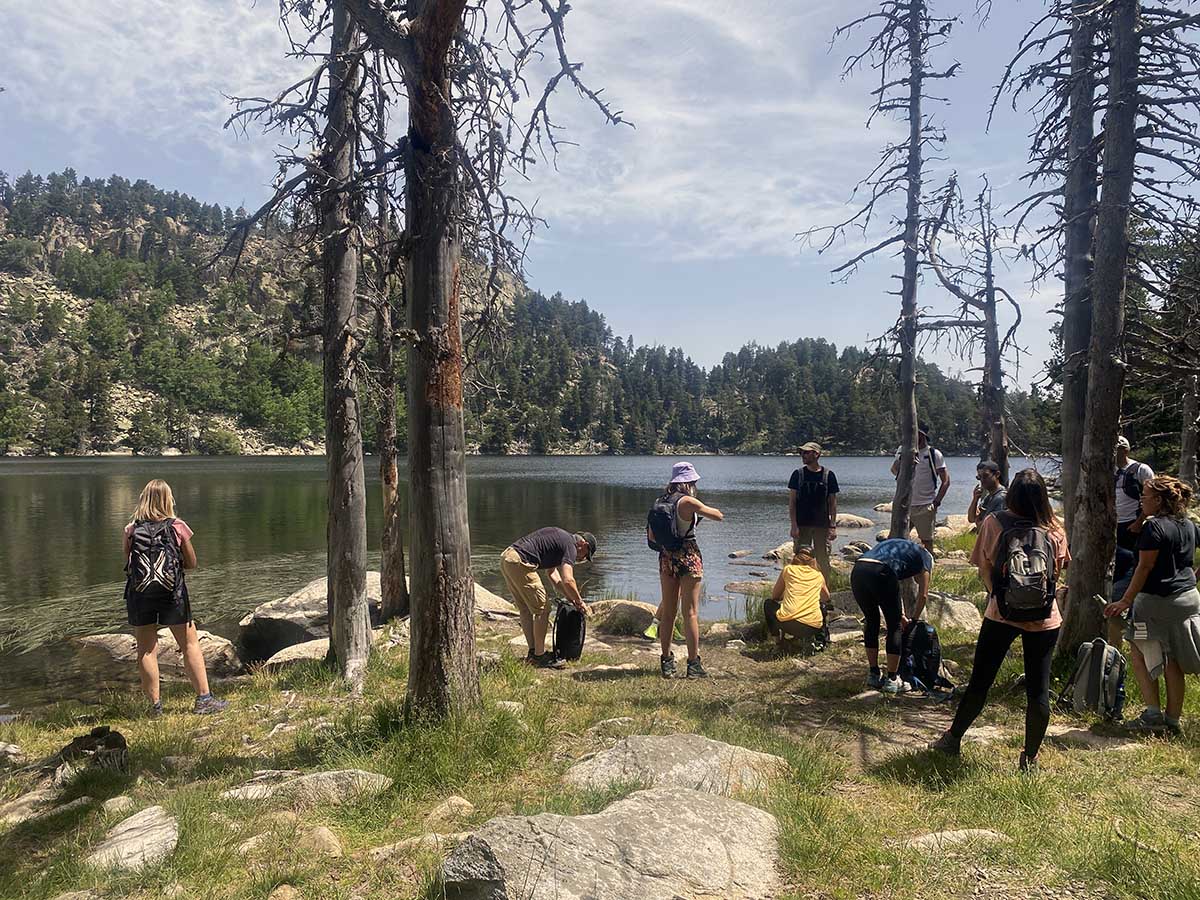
top-left (765, 545), bottom-right (829, 653)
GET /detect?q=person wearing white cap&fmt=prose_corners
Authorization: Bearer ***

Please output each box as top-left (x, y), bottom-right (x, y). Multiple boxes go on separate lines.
top-left (1115, 435), bottom-right (1155, 551)
top-left (646, 461), bottom-right (724, 679)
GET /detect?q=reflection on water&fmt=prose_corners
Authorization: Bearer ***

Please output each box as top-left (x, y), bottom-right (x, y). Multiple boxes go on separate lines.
top-left (0, 454), bottom-right (1032, 707)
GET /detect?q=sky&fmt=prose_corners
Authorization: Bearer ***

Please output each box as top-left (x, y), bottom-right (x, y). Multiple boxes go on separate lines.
top-left (1, 1), bottom-right (1062, 388)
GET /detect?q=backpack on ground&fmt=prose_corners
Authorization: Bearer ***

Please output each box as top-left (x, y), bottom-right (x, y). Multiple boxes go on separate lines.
top-left (646, 493), bottom-right (687, 552)
top-left (125, 518), bottom-right (185, 604)
top-left (1060, 638), bottom-right (1126, 720)
top-left (899, 620), bottom-right (954, 694)
top-left (552, 601), bottom-right (586, 661)
top-left (991, 512), bottom-right (1056, 622)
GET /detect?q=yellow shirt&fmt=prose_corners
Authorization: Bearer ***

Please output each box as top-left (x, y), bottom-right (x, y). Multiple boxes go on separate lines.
top-left (777, 564), bottom-right (825, 629)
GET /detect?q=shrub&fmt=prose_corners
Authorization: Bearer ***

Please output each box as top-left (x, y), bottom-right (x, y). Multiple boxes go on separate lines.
top-left (127, 407), bottom-right (168, 454)
top-left (198, 427), bottom-right (242, 456)
top-left (0, 237), bottom-right (42, 274)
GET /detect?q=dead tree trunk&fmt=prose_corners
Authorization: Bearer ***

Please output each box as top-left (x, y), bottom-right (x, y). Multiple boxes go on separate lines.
top-left (1060, 6), bottom-right (1100, 534)
top-left (403, 0), bottom-right (480, 718)
top-left (371, 62), bottom-right (409, 623)
top-left (889, 0), bottom-right (926, 541)
top-left (1181, 374), bottom-right (1200, 487)
top-left (981, 244), bottom-right (1009, 484)
top-left (1061, 0), bottom-right (1140, 655)
top-left (321, 0), bottom-right (372, 685)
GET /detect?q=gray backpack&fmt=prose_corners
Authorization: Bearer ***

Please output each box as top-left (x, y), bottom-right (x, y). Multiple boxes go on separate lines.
top-left (1062, 637), bottom-right (1127, 721)
top-left (991, 512), bottom-right (1056, 622)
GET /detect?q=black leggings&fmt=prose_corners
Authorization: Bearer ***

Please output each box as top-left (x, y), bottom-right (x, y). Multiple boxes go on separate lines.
top-left (950, 617), bottom-right (1060, 757)
top-left (850, 562), bottom-right (904, 656)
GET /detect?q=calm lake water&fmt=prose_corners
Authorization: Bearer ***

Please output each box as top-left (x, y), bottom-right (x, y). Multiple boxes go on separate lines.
top-left (0, 454), bottom-right (1032, 708)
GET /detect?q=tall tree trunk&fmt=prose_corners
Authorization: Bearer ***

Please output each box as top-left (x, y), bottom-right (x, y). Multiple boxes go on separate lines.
top-left (889, 0), bottom-right (924, 545)
top-left (404, 0), bottom-right (481, 718)
top-left (372, 62), bottom-right (409, 623)
top-left (1060, 5), bottom-right (1099, 535)
top-left (1061, 0), bottom-right (1140, 656)
top-left (322, 0), bottom-right (372, 685)
top-left (981, 221), bottom-right (1009, 484)
top-left (1181, 374), bottom-right (1200, 487)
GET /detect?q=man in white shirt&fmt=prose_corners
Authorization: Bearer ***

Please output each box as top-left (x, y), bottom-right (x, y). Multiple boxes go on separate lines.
top-left (1115, 435), bottom-right (1154, 551)
top-left (890, 422), bottom-right (950, 551)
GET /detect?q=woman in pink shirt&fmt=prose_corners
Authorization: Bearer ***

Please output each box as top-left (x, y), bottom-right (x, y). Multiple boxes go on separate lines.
top-left (929, 469), bottom-right (1069, 771)
top-left (123, 479), bottom-right (228, 716)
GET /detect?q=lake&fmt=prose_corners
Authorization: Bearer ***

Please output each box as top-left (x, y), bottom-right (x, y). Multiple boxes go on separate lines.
top-left (0, 454), bottom-right (1027, 707)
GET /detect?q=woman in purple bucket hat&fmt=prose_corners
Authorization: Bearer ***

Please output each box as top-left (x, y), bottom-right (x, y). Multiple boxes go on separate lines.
top-left (646, 460), bottom-right (725, 679)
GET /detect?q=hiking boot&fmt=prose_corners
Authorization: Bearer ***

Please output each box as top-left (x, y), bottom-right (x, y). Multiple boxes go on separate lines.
top-left (643, 621), bottom-right (660, 641)
top-left (1019, 751), bottom-right (1038, 773)
top-left (660, 653), bottom-right (677, 679)
top-left (686, 657), bottom-right (709, 679)
top-left (193, 694), bottom-right (229, 715)
top-left (1164, 717), bottom-right (1183, 738)
top-left (865, 670), bottom-right (885, 690)
top-left (1125, 708), bottom-right (1166, 733)
top-left (881, 675), bottom-right (912, 695)
top-left (531, 651), bottom-right (566, 670)
top-left (928, 731), bottom-right (961, 757)
top-left (148, 700), bottom-right (164, 718)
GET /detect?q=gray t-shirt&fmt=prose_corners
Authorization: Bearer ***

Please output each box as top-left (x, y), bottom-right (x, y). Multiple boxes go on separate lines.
top-left (979, 487), bottom-right (1007, 519)
top-left (511, 527), bottom-right (577, 570)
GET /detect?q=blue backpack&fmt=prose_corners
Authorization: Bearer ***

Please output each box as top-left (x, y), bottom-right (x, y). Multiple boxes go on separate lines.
top-left (899, 620), bottom-right (954, 694)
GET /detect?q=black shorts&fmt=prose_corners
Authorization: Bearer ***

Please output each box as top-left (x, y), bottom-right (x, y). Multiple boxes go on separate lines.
top-left (126, 591), bottom-right (192, 628)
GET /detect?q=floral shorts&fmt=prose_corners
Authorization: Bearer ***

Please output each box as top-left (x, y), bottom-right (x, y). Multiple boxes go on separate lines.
top-left (659, 541), bottom-right (703, 579)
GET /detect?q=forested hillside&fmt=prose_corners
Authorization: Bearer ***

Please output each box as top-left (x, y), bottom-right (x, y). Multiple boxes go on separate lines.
top-left (0, 169), bottom-right (1058, 457)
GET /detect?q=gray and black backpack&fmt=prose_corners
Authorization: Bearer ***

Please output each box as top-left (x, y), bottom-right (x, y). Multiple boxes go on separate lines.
top-left (125, 518), bottom-right (185, 604)
top-left (991, 512), bottom-right (1056, 622)
top-left (1061, 637), bottom-right (1127, 721)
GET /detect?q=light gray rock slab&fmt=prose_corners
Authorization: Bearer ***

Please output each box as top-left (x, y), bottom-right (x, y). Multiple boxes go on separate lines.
top-left (563, 734), bottom-right (786, 796)
top-left (261, 638), bottom-right (330, 671)
top-left (370, 831), bottom-right (471, 861)
top-left (103, 795), bottom-right (136, 816)
top-left (586, 599), bottom-right (657, 636)
top-left (441, 786), bottom-right (781, 900)
top-left (1044, 725), bottom-right (1139, 752)
top-left (924, 592), bottom-right (984, 633)
top-left (86, 805), bottom-right (178, 871)
top-left (899, 829), bottom-right (1010, 853)
top-left (426, 796), bottom-right (475, 830)
top-left (220, 769), bottom-right (392, 808)
top-left (0, 784), bottom-right (58, 826)
top-left (77, 628), bottom-right (243, 678)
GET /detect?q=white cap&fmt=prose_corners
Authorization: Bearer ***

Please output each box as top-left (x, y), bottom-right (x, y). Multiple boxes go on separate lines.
top-left (1116, 435), bottom-right (1131, 450)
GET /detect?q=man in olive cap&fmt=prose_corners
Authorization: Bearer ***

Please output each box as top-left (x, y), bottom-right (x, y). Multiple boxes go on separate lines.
top-left (788, 441), bottom-right (839, 584)
top-left (500, 527), bottom-right (595, 667)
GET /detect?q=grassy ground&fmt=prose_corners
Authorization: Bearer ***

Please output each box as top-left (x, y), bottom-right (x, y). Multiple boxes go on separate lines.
top-left (3, 532), bottom-right (1199, 899)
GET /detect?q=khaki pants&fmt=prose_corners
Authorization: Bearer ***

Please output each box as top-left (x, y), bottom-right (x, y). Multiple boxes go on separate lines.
top-left (500, 547), bottom-right (548, 616)
top-left (910, 504), bottom-right (938, 543)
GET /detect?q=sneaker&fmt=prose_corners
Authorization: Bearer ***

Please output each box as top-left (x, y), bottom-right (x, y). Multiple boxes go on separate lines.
top-left (928, 731), bottom-right (961, 757)
top-left (643, 621), bottom-right (659, 641)
top-left (865, 670), bottom-right (885, 690)
top-left (1019, 751), bottom-right (1038, 773)
top-left (1164, 717), bottom-right (1183, 738)
top-left (148, 700), bottom-right (164, 718)
top-left (1125, 708), bottom-right (1166, 733)
top-left (660, 653), bottom-right (677, 679)
top-left (531, 651), bottom-right (566, 670)
top-left (881, 675), bottom-right (912, 695)
top-left (686, 657), bottom-right (709, 679)
top-left (193, 694), bottom-right (229, 715)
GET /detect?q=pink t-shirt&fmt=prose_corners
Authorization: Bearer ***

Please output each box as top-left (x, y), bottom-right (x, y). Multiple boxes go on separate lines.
top-left (971, 515), bottom-right (1070, 632)
top-left (124, 518), bottom-right (194, 546)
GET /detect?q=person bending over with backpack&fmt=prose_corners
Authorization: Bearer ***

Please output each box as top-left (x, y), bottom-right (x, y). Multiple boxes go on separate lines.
top-left (500, 527), bottom-right (595, 668)
top-left (647, 461), bottom-right (724, 679)
top-left (851, 538), bottom-right (932, 693)
top-left (124, 479), bottom-right (228, 716)
top-left (765, 545), bottom-right (829, 654)
top-left (1105, 476), bottom-right (1200, 737)
top-left (930, 469), bottom-right (1068, 771)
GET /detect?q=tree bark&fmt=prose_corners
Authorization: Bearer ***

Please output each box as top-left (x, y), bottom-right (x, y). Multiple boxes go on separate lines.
top-left (322, 0), bottom-right (372, 685)
top-left (372, 62), bottom-right (409, 623)
top-left (981, 221), bottom-right (1009, 484)
top-left (1060, 0), bottom-right (1140, 657)
top-left (1060, 5), bottom-right (1099, 535)
top-left (889, 0), bottom-right (924, 543)
top-left (404, 0), bottom-right (481, 718)
top-left (1181, 374), bottom-right (1200, 487)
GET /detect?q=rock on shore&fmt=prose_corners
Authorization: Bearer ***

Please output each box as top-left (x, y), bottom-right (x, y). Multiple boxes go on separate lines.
top-left (76, 629), bottom-right (243, 677)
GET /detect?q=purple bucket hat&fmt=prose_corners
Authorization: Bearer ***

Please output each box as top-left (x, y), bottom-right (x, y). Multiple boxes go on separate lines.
top-left (669, 461), bottom-right (700, 484)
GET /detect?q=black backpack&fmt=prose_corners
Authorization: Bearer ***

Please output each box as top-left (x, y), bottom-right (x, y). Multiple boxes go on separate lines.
top-left (646, 493), bottom-right (689, 552)
top-left (1118, 462), bottom-right (1144, 505)
top-left (991, 512), bottom-right (1056, 622)
top-left (552, 601), bottom-right (586, 661)
top-left (899, 620), bottom-right (953, 693)
top-left (125, 519), bottom-right (185, 604)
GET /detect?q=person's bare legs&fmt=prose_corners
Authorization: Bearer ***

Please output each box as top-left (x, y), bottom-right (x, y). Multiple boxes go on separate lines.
top-left (679, 575), bottom-right (702, 661)
top-left (1163, 659), bottom-right (1186, 721)
top-left (134, 624), bottom-right (161, 704)
top-left (659, 572), bottom-right (680, 659)
top-left (1129, 643), bottom-right (1161, 710)
top-left (168, 622), bottom-right (210, 697)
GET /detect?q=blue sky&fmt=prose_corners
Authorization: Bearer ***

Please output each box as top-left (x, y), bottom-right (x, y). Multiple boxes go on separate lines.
top-left (1, 1), bottom-right (1059, 386)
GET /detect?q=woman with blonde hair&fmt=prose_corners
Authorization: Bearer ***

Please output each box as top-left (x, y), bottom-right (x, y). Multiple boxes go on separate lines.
top-left (1106, 475), bottom-right (1200, 736)
top-left (123, 479), bottom-right (228, 715)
